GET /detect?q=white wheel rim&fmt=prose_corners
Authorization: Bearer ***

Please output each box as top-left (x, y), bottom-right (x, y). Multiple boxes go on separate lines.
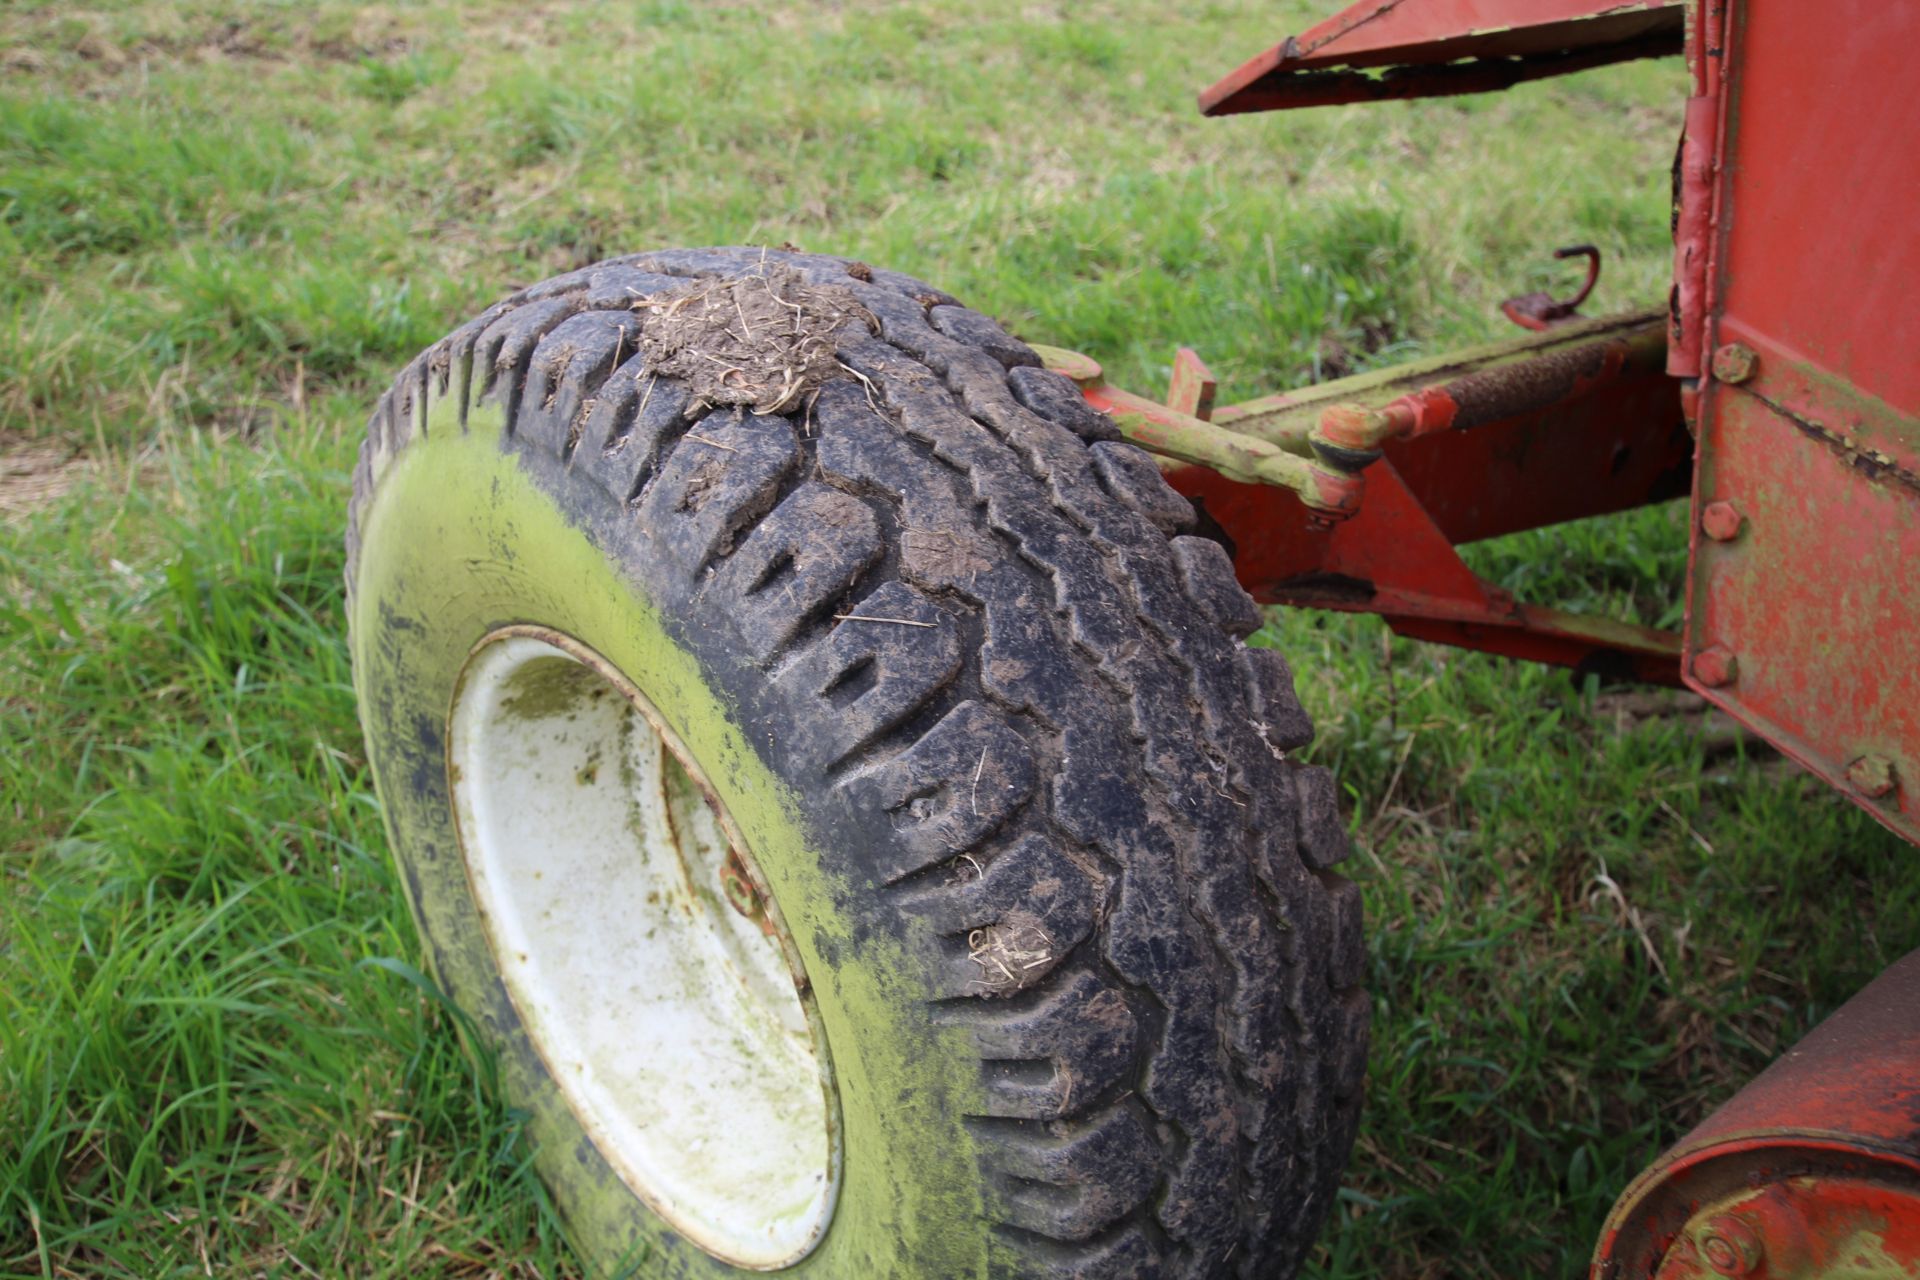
top-left (447, 628), bottom-right (839, 1269)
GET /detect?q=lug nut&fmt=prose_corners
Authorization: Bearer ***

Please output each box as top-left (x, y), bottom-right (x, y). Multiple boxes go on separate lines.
top-left (1712, 343), bottom-right (1758, 385)
top-left (1696, 1213), bottom-right (1763, 1275)
top-left (720, 849), bottom-right (762, 918)
top-left (1701, 500), bottom-right (1746, 541)
top-left (1691, 645), bottom-right (1738, 688)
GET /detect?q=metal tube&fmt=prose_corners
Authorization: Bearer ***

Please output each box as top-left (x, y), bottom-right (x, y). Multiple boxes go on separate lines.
top-left (1214, 309), bottom-right (1666, 454)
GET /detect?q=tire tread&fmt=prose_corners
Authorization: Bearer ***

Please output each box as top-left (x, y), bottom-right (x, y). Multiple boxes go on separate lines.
top-left (347, 246), bottom-right (1365, 1279)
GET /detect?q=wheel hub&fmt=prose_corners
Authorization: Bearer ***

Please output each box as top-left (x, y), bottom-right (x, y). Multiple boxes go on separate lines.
top-left (446, 627), bottom-right (839, 1269)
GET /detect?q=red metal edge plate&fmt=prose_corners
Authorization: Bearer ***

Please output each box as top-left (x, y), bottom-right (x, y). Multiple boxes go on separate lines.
top-left (1201, 0), bottom-right (1682, 115)
top-left (1684, 376), bottom-right (1920, 849)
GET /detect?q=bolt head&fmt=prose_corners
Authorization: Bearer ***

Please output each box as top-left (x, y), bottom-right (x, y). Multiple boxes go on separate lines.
top-left (1712, 343), bottom-right (1758, 385)
top-left (1847, 754), bottom-right (1899, 800)
top-left (719, 850), bottom-right (762, 919)
top-left (1695, 1213), bottom-right (1763, 1275)
top-left (1701, 500), bottom-right (1746, 542)
top-left (1692, 644), bottom-right (1738, 688)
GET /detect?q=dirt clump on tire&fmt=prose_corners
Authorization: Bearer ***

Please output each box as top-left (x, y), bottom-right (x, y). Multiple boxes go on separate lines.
top-left (632, 263), bottom-right (875, 415)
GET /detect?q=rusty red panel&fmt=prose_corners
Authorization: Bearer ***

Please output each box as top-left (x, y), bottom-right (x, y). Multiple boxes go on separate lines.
top-left (1685, 0), bottom-right (1920, 849)
top-left (1709, 5), bottom-right (1920, 417)
top-left (1201, 0), bottom-right (1682, 115)
top-left (1687, 380), bottom-right (1920, 847)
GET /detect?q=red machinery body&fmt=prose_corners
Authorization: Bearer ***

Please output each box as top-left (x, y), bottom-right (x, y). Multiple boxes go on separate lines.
top-left (1038, 0), bottom-right (1920, 1271)
top-left (1676, 0), bottom-right (1920, 860)
top-left (1199, 0), bottom-right (1683, 113)
top-left (1046, 0), bottom-right (1919, 846)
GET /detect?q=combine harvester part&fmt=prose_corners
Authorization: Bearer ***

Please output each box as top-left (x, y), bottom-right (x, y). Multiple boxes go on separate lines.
top-left (1595, 948), bottom-right (1920, 1278)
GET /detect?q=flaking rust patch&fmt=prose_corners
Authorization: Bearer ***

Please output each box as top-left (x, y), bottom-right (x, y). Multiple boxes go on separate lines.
top-left (632, 265), bottom-right (877, 415)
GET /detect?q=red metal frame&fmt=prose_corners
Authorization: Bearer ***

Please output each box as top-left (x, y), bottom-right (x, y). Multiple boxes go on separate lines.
top-left (1168, 455), bottom-right (1685, 685)
top-left (1043, 311), bottom-right (1693, 686)
top-left (1200, 0), bottom-right (1683, 115)
top-left (1122, 0), bottom-right (1920, 1271)
top-left (1088, 0), bottom-right (1920, 848)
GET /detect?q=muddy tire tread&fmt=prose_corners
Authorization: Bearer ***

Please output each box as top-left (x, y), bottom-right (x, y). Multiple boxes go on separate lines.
top-left (347, 247), bottom-right (1365, 1279)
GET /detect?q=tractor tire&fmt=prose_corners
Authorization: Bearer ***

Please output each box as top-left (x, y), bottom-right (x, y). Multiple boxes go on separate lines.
top-left (346, 246), bottom-right (1367, 1279)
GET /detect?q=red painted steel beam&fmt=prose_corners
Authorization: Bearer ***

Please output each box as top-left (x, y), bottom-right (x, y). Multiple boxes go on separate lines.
top-left (1382, 363), bottom-right (1689, 547)
top-left (1201, 0), bottom-right (1683, 116)
top-left (1167, 450), bottom-right (1685, 686)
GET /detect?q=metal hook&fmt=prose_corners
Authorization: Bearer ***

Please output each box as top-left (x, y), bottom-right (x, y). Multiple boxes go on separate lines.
top-left (1501, 244), bottom-right (1602, 330)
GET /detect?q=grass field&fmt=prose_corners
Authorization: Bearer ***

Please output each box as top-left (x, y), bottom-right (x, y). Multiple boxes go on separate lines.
top-left (4, 2), bottom-right (1915, 1276)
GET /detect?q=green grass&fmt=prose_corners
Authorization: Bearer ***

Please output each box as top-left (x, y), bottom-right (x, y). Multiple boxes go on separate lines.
top-left (1, 2), bottom-right (1912, 1276)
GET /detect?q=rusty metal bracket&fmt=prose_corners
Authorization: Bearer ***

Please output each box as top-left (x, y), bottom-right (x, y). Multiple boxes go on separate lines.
top-left (1167, 347), bottom-right (1217, 421)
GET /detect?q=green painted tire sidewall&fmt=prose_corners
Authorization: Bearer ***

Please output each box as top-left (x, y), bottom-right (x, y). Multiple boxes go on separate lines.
top-left (349, 398), bottom-right (986, 1278)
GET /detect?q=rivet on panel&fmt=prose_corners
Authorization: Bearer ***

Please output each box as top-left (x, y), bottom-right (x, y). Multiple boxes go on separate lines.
top-left (1701, 500), bottom-right (1746, 542)
top-left (1691, 645), bottom-right (1738, 688)
top-left (1711, 343), bottom-right (1758, 384)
